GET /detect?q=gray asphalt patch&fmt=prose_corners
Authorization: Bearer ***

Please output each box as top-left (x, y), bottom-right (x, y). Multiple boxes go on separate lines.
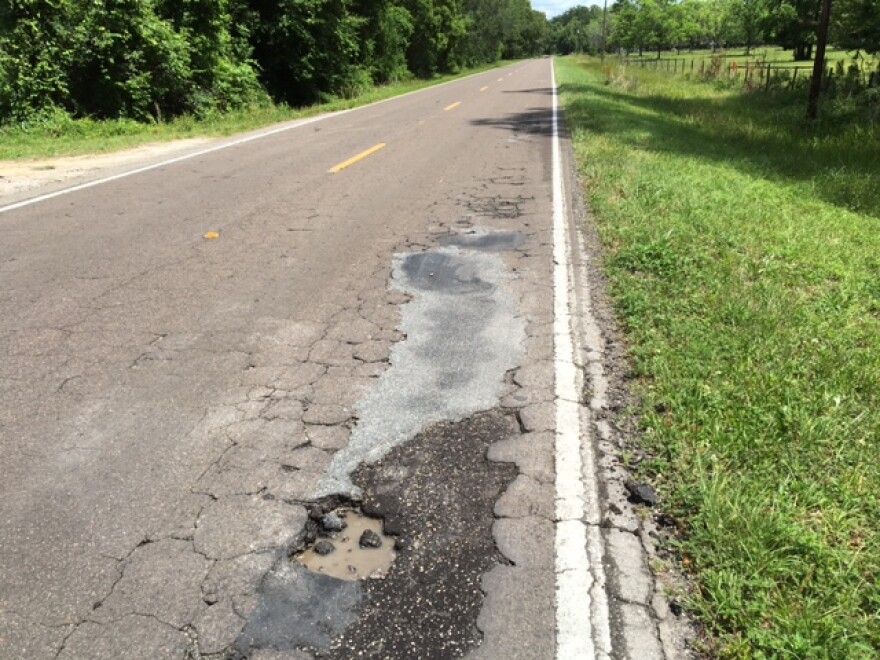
top-left (236, 562), bottom-right (362, 653)
top-left (316, 247), bottom-right (524, 498)
top-left (436, 230), bottom-right (525, 252)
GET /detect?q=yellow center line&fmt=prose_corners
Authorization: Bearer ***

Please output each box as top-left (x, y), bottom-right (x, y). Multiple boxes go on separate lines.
top-left (479, 86), bottom-right (489, 92)
top-left (497, 77), bottom-right (504, 82)
top-left (328, 143), bottom-right (386, 173)
top-left (444, 101), bottom-right (462, 111)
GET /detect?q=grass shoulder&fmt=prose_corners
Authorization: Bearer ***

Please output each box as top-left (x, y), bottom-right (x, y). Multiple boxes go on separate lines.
top-left (555, 55), bottom-right (879, 657)
top-left (0, 60), bottom-right (517, 162)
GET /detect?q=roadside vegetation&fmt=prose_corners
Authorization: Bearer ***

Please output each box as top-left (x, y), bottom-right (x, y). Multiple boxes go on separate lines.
top-left (555, 55), bottom-right (880, 656)
top-left (0, 0), bottom-right (546, 159)
top-left (0, 62), bottom-right (510, 161)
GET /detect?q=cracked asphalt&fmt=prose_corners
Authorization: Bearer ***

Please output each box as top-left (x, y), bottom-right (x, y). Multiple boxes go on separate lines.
top-left (0, 60), bottom-right (693, 659)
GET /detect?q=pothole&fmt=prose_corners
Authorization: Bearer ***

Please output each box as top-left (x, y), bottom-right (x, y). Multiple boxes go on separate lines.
top-left (295, 507), bottom-right (397, 581)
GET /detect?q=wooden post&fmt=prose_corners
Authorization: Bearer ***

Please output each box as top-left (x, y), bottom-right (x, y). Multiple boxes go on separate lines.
top-left (765, 64), bottom-right (772, 92)
top-left (807, 0), bottom-right (834, 120)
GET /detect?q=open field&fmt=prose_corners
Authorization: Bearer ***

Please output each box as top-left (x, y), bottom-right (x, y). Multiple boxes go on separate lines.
top-left (556, 55), bottom-right (880, 657)
top-left (621, 47), bottom-right (879, 90)
top-left (0, 60), bottom-right (514, 161)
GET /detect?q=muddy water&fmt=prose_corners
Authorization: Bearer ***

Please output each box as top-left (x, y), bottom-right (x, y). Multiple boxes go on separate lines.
top-left (296, 509), bottom-right (396, 581)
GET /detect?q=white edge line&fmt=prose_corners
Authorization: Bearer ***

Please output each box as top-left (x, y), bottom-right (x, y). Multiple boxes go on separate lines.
top-left (552, 57), bottom-right (609, 659)
top-left (0, 62), bottom-right (521, 216)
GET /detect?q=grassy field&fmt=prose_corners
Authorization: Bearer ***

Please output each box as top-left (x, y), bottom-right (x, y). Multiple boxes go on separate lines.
top-left (555, 55), bottom-right (880, 657)
top-left (0, 61), bottom-right (513, 161)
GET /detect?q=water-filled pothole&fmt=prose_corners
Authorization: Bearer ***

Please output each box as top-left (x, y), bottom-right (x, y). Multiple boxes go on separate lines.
top-left (295, 508), bottom-right (397, 581)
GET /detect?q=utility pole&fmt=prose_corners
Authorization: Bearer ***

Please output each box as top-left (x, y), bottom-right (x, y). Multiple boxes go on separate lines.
top-left (601, 0), bottom-right (608, 63)
top-left (807, 0), bottom-right (833, 120)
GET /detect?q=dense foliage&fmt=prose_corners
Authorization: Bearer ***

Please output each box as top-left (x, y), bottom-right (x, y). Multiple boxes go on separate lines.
top-left (545, 0), bottom-right (880, 61)
top-left (0, 0), bottom-right (548, 123)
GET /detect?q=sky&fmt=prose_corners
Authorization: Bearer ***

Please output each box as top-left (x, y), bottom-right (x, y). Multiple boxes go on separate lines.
top-left (532, 0), bottom-right (601, 18)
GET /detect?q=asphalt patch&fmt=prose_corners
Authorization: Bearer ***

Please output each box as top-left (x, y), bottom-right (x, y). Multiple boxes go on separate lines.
top-left (324, 409), bottom-right (519, 659)
top-left (317, 248), bottom-right (524, 498)
top-left (236, 562), bottom-right (362, 652)
top-left (400, 251), bottom-right (493, 294)
top-left (436, 230), bottom-right (525, 252)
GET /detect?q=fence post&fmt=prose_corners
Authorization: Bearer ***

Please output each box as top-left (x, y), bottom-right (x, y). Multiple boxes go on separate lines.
top-left (691, 59), bottom-right (695, 73)
top-left (765, 64), bottom-right (772, 92)
top-left (791, 68), bottom-right (798, 88)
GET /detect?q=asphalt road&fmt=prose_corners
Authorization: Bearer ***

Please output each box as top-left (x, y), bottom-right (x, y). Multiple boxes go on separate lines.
top-left (0, 59), bottom-right (688, 659)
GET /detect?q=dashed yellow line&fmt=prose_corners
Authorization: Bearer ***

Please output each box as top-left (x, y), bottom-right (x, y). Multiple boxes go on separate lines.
top-left (480, 86), bottom-right (489, 92)
top-left (497, 77), bottom-right (504, 82)
top-left (328, 143), bottom-right (386, 173)
top-left (444, 101), bottom-right (462, 111)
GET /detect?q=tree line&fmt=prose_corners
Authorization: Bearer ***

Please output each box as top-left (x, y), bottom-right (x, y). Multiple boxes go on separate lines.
top-left (549, 0), bottom-right (879, 60)
top-left (0, 0), bottom-right (548, 123)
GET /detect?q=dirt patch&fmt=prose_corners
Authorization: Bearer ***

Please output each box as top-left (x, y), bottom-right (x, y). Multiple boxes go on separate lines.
top-left (0, 139), bottom-right (211, 200)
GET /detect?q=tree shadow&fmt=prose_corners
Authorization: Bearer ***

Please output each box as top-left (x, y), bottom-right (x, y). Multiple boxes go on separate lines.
top-left (470, 108), bottom-right (566, 138)
top-left (556, 81), bottom-right (880, 218)
top-left (500, 88), bottom-right (555, 95)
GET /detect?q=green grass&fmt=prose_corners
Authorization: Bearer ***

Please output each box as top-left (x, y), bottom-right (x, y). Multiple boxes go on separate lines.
top-left (555, 55), bottom-right (880, 657)
top-left (0, 61), bottom-right (514, 161)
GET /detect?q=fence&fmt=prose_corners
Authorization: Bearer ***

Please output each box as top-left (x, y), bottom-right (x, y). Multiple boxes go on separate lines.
top-left (623, 54), bottom-right (880, 96)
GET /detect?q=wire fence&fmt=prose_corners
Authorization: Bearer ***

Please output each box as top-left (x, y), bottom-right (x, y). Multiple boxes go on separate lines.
top-left (623, 54), bottom-right (880, 96)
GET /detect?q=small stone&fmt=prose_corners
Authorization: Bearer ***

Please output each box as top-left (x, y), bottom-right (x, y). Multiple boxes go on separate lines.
top-left (321, 513), bottom-right (347, 533)
top-left (382, 518), bottom-right (404, 536)
top-left (359, 530), bottom-right (382, 549)
top-left (624, 479), bottom-right (659, 506)
top-left (313, 540), bottom-right (335, 556)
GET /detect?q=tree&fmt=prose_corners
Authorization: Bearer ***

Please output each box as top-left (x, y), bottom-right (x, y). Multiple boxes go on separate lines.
top-left (696, 0), bottom-right (736, 51)
top-left (0, 0), bottom-right (77, 120)
top-left (832, 0), bottom-right (880, 53)
top-left (765, 0), bottom-right (821, 60)
top-left (737, 0), bottom-right (767, 53)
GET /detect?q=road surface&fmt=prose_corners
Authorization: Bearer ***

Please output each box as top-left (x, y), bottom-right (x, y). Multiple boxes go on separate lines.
top-left (0, 59), bottom-right (689, 659)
